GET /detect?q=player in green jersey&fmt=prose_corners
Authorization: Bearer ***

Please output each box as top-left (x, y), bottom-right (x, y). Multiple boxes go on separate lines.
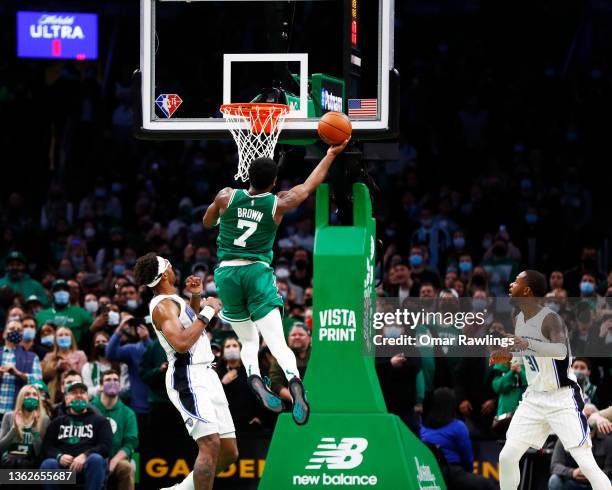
top-left (203, 139), bottom-right (349, 425)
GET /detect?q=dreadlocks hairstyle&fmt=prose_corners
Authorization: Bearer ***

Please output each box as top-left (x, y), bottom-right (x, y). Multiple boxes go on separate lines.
top-left (248, 158), bottom-right (278, 191)
top-left (524, 270), bottom-right (547, 297)
top-left (133, 252), bottom-right (160, 287)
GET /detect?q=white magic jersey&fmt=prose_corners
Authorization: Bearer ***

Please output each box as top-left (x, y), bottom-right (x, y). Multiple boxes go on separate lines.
top-left (149, 294), bottom-right (215, 366)
top-left (515, 306), bottom-right (577, 392)
top-left (149, 294), bottom-right (234, 439)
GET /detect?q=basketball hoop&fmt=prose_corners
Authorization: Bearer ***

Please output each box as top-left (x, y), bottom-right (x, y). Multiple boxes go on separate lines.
top-left (220, 103), bottom-right (290, 182)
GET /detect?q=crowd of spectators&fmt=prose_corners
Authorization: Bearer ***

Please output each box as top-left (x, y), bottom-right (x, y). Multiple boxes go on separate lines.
top-left (1, 2), bottom-right (612, 489)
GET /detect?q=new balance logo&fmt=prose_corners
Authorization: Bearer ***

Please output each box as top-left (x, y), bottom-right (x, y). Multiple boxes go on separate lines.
top-left (305, 437), bottom-right (368, 470)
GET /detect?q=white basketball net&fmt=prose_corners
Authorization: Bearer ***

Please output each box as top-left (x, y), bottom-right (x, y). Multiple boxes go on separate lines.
top-left (220, 104), bottom-right (289, 182)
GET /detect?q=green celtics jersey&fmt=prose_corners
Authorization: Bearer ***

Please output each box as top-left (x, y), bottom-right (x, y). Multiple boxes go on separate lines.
top-left (217, 189), bottom-right (279, 264)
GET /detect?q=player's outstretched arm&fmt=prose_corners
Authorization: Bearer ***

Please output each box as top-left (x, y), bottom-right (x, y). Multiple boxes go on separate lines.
top-left (275, 139), bottom-right (350, 216)
top-left (203, 187), bottom-right (233, 228)
top-left (152, 297), bottom-right (221, 353)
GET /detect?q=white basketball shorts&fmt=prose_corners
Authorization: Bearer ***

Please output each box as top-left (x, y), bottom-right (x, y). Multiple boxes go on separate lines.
top-left (506, 385), bottom-right (591, 450)
top-left (166, 363), bottom-right (235, 440)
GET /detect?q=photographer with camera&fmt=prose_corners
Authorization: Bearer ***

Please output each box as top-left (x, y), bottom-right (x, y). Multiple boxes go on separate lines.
top-left (105, 316), bottom-right (151, 437)
top-left (89, 303), bottom-right (124, 336)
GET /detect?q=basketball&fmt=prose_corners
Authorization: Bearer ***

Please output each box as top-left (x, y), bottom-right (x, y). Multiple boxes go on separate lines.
top-left (317, 111), bottom-right (352, 145)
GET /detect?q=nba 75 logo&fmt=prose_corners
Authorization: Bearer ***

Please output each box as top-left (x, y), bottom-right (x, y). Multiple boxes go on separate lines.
top-left (156, 94), bottom-right (183, 118)
top-left (305, 437), bottom-right (368, 470)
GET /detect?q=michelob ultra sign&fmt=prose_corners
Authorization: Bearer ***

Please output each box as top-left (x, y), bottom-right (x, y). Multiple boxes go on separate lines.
top-left (17, 11), bottom-right (98, 60)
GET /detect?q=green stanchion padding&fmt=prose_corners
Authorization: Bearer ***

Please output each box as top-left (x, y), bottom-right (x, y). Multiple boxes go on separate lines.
top-left (260, 184), bottom-right (446, 489)
top-left (304, 183), bottom-right (385, 413)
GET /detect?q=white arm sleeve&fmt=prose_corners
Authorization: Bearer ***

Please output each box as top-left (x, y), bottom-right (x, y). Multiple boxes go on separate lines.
top-left (524, 339), bottom-right (567, 360)
top-left (81, 363), bottom-right (98, 399)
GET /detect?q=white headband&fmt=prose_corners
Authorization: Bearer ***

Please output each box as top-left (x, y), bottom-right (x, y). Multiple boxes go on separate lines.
top-left (147, 257), bottom-right (170, 288)
top-left (439, 288), bottom-right (459, 299)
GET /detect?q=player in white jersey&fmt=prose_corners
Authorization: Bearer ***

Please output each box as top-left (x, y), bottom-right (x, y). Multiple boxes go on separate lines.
top-left (497, 270), bottom-right (611, 490)
top-left (134, 253), bottom-right (238, 490)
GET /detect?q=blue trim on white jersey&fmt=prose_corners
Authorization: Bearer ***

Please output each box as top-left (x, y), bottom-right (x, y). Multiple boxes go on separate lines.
top-left (172, 353), bottom-right (210, 423)
top-left (571, 383), bottom-right (589, 447)
top-left (553, 357), bottom-right (571, 388)
top-left (187, 351), bottom-right (203, 420)
top-left (552, 360), bottom-right (560, 389)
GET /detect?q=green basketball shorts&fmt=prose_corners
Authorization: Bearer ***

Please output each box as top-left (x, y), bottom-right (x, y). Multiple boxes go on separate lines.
top-left (214, 262), bottom-right (284, 322)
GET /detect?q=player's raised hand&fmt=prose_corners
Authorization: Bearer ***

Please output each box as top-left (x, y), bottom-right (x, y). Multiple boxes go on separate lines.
top-left (204, 296), bottom-right (222, 314)
top-left (185, 275), bottom-right (204, 295)
top-left (327, 137), bottom-right (351, 157)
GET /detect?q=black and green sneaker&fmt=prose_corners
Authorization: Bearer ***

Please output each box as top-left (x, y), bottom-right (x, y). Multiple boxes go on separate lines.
top-left (289, 377), bottom-right (310, 425)
top-left (247, 374), bottom-right (284, 413)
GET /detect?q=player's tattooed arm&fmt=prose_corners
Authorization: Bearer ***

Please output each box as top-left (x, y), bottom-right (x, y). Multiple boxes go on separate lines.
top-left (203, 187), bottom-right (233, 227)
top-left (152, 299), bottom-right (211, 353)
top-left (542, 312), bottom-right (568, 343)
top-left (505, 311), bottom-right (567, 359)
top-left (275, 187), bottom-right (309, 220)
top-left (520, 313), bottom-right (568, 359)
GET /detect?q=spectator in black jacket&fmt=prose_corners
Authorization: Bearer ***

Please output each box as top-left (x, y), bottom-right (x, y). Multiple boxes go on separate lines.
top-left (51, 370), bottom-right (100, 418)
top-left (376, 341), bottom-right (422, 436)
top-left (454, 354), bottom-right (497, 440)
top-left (570, 302), bottom-right (604, 357)
top-left (40, 382), bottom-right (112, 490)
top-left (216, 337), bottom-right (268, 431)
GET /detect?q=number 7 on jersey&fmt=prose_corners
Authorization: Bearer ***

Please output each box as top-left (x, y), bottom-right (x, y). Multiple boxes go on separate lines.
top-left (233, 219), bottom-right (258, 247)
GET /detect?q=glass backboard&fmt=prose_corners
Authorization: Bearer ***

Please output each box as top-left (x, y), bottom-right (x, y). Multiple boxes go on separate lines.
top-left (136, 0), bottom-right (398, 140)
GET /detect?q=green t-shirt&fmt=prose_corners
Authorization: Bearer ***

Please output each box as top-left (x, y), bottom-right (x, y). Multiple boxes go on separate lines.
top-left (414, 322), bottom-right (464, 404)
top-left (35, 306), bottom-right (92, 345)
top-left (217, 189), bottom-right (279, 264)
top-left (139, 339), bottom-right (171, 405)
top-left (414, 325), bottom-right (435, 404)
top-left (491, 363), bottom-right (528, 415)
top-left (4, 427), bottom-right (38, 458)
top-left (0, 274), bottom-right (49, 307)
top-left (90, 396), bottom-right (138, 459)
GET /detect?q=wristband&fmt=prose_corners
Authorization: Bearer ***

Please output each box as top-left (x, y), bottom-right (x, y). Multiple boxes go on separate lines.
top-left (56, 453), bottom-right (63, 462)
top-left (191, 292), bottom-right (202, 297)
top-left (198, 306), bottom-right (216, 323)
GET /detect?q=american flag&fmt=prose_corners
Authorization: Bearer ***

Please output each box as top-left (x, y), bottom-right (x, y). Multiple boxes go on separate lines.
top-left (348, 99), bottom-right (378, 117)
